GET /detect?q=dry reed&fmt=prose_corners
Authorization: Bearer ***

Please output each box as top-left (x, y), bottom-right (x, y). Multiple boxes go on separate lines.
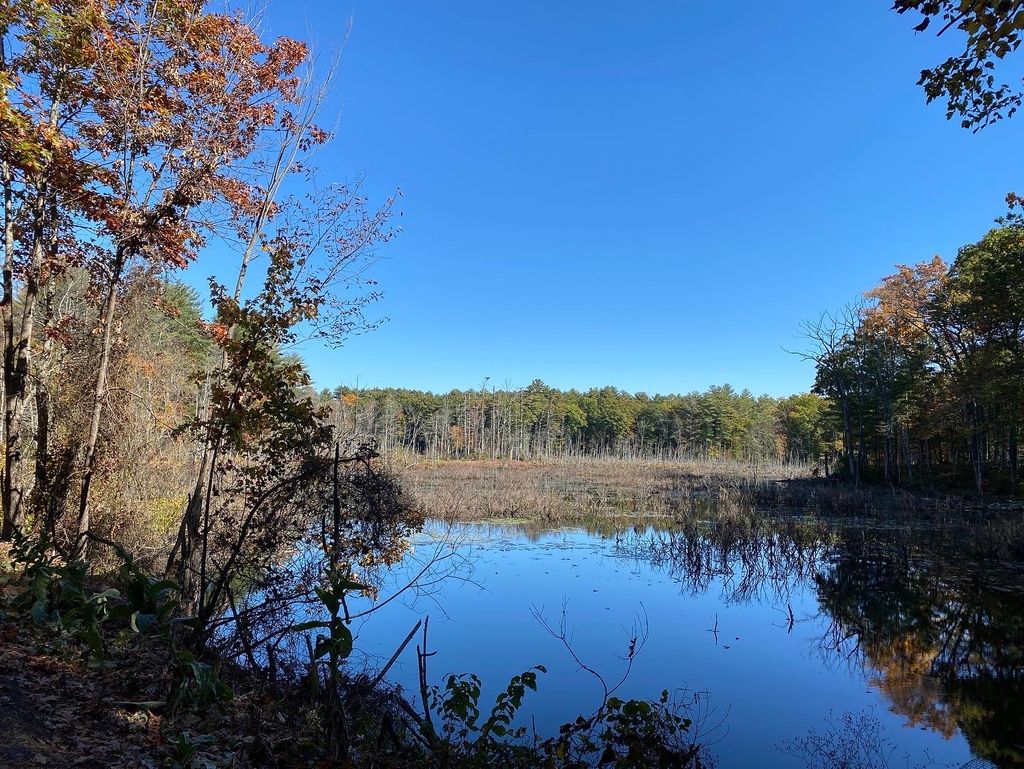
top-left (390, 456), bottom-right (981, 526)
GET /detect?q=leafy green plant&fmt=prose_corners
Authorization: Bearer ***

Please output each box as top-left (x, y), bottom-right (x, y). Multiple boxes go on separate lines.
top-left (433, 673), bottom-right (482, 739)
top-left (163, 733), bottom-right (199, 769)
top-left (12, 535), bottom-right (119, 664)
top-left (161, 732), bottom-right (222, 769)
top-left (542, 689), bottom-right (702, 769)
top-left (168, 650), bottom-right (234, 714)
top-left (434, 666), bottom-right (545, 742)
top-left (288, 565), bottom-right (367, 761)
top-left (9, 528), bottom-right (53, 575)
top-left (419, 666), bottom-right (547, 768)
top-left (289, 566), bottom-right (365, 664)
top-left (10, 531), bottom-right (181, 664)
top-left (108, 552), bottom-right (180, 634)
top-left (421, 667), bottom-right (705, 768)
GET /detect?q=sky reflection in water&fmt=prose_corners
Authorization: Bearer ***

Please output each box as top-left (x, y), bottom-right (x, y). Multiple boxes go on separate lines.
top-left (344, 520), bottom-right (1022, 769)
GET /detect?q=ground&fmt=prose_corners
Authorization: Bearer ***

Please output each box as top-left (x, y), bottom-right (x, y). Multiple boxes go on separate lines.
top-left (0, 565), bottom-right (307, 769)
top-left (0, 614), bottom-right (164, 768)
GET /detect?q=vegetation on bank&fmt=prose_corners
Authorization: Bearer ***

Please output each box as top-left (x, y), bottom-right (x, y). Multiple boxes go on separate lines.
top-left (0, 0), bottom-right (1022, 767)
top-left (804, 226), bottom-right (1023, 496)
top-left (319, 224), bottom-right (1024, 499)
top-left (399, 456), bottom-right (1020, 534)
top-left (0, 2), bottom-right (711, 767)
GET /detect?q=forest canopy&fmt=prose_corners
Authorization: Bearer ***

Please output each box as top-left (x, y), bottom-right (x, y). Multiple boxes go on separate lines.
top-left (319, 381), bottom-right (827, 464)
top-left (803, 225), bottom-right (1023, 493)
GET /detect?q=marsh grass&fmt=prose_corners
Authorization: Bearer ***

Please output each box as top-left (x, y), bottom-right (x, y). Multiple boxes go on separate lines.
top-left (395, 456), bottom-right (991, 528)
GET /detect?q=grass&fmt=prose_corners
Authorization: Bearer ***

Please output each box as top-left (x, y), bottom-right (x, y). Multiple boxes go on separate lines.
top-left (393, 455), bottom-right (990, 528)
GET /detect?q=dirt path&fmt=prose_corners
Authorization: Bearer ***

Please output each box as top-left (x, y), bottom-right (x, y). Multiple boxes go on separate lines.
top-left (0, 621), bottom-right (162, 768)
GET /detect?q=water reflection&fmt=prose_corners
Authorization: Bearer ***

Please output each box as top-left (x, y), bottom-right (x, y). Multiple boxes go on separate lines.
top-left (632, 518), bottom-right (834, 603)
top-left (346, 515), bottom-right (1022, 767)
top-left (813, 529), bottom-right (1024, 769)
top-left (621, 518), bottom-right (1024, 768)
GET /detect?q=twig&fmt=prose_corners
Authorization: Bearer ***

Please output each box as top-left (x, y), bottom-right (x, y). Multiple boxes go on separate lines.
top-left (706, 613), bottom-right (719, 645)
top-left (369, 619), bottom-right (422, 690)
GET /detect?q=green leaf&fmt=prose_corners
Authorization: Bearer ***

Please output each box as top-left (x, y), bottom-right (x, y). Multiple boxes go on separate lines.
top-left (312, 634), bottom-right (330, 660)
top-left (333, 576), bottom-right (369, 592)
top-left (157, 600), bottom-right (180, 621)
top-left (314, 586), bottom-right (340, 616)
top-left (30, 599), bottom-right (50, 624)
top-left (131, 611), bottom-right (157, 633)
top-left (334, 623), bottom-right (353, 658)
top-left (170, 616), bottom-right (202, 631)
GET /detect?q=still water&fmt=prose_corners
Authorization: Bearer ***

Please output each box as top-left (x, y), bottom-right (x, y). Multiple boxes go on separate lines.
top-left (346, 519), bottom-right (1024, 768)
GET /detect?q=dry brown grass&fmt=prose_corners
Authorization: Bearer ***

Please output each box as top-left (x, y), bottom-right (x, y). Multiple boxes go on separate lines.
top-left (394, 456), bottom-right (798, 524)
top-left (392, 455), bottom-right (983, 526)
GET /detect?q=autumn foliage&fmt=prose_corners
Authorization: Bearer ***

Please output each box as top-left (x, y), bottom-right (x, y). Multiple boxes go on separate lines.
top-left (808, 227), bottom-right (1023, 493)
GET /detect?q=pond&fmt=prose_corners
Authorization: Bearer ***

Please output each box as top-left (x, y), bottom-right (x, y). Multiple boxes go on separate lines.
top-left (344, 518), bottom-right (1024, 768)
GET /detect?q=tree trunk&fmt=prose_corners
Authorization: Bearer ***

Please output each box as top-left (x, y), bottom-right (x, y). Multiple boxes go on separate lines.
top-left (1009, 423), bottom-right (1018, 495)
top-left (839, 393), bottom-right (858, 484)
top-left (969, 399), bottom-right (984, 495)
top-left (2, 69), bottom-right (62, 542)
top-left (76, 250), bottom-right (125, 554)
top-left (0, 157), bottom-right (20, 541)
top-left (2, 168), bottom-right (47, 541)
top-left (33, 382), bottom-right (50, 511)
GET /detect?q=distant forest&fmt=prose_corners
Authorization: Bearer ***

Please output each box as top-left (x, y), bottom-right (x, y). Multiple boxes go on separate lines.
top-left (322, 227), bottom-right (1023, 496)
top-left (320, 382), bottom-right (827, 464)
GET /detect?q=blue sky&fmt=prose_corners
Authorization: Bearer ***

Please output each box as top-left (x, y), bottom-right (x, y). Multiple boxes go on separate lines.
top-left (189, 1), bottom-right (1020, 397)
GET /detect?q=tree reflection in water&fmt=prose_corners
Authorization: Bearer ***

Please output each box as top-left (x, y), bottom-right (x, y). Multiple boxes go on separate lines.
top-left (625, 517), bottom-right (1024, 769)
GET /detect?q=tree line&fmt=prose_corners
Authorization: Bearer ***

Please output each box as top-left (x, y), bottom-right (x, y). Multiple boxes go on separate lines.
top-left (321, 382), bottom-right (829, 464)
top-left (805, 225), bottom-right (1023, 494)
top-left (2, 0), bottom-right (1020, 554)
